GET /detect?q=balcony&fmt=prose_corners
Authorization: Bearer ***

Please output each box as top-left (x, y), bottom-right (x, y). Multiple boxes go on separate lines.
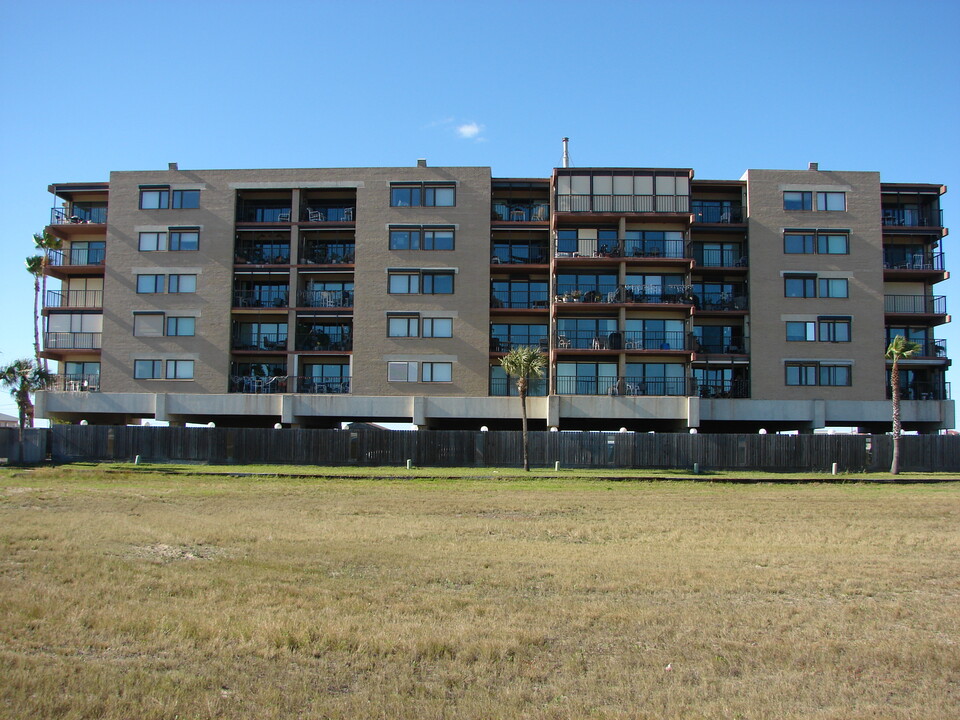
top-left (490, 289), bottom-right (549, 309)
top-left (556, 285), bottom-right (693, 306)
top-left (882, 209), bottom-right (943, 228)
top-left (50, 206), bottom-right (107, 225)
top-left (555, 194), bottom-right (690, 214)
top-left (491, 246), bottom-right (549, 264)
top-left (692, 292), bottom-right (748, 311)
top-left (45, 289), bottom-right (102, 309)
top-left (691, 203), bottom-right (745, 224)
top-left (492, 202), bottom-right (549, 222)
top-left (490, 334), bottom-right (548, 353)
top-left (296, 289), bottom-right (353, 308)
top-left (296, 329), bottom-right (352, 351)
top-left (236, 203), bottom-right (292, 223)
top-left (234, 245), bottom-right (290, 265)
top-left (555, 238), bottom-right (686, 259)
top-left (489, 377), bottom-right (548, 397)
top-left (301, 206), bottom-right (355, 223)
top-left (554, 375), bottom-right (749, 397)
top-left (694, 249), bottom-right (748, 268)
top-left (293, 376), bottom-right (352, 394)
top-left (229, 375), bottom-right (289, 394)
top-left (556, 331), bottom-right (688, 351)
top-left (232, 332), bottom-right (288, 351)
top-left (886, 381), bottom-right (951, 401)
top-left (233, 289), bottom-right (289, 308)
top-left (695, 337), bottom-right (748, 354)
top-left (883, 338), bottom-right (947, 359)
top-left (49, 247), bottom-right (105, 267)
top-left (46, 373), bottom-right (101, 392)
top-left (300, 243), bottom-right (355, 265)
top-left (44, 332), bottom-right (101, 350)
top-left (884, 295), bottom-right (947, 315)
top-left (882, 252), bottom-right (945, 271)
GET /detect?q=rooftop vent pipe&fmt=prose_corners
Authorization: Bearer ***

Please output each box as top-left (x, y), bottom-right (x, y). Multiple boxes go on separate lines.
top-left (561, 137), bottom-right (570, 168)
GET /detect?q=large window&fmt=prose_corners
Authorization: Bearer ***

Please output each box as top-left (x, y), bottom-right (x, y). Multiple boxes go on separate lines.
top-left (819, 317), bottom-right (851, 342)
top-left (817, 192), bottom-right (846, 211)
top-left (786, 362), bottom-right (851, 386)
top-left (133, 313), bottom-right (165, 337)
top-left (423, 318), bottom-right (453, 337)
top-left (389, 226), bottom-right (455, 251)
top-left (388, 271), bottom-right (454, 294)
top-left (819, 278), bottom-right (848, 298)
top-left (137, 274), bottom-right (165, 294)
top-left (421, 362), bottom-right (452, 382)
top-left (388, 361), bottom-right (418, 382)
top-left (786, 321), bottom-right (816, 342)
top-left (388, 273), bottom-right (420, 294)
top-left (390, 183), bottom-right (456, 207)
top-left (134, 359), bottom-right (162, 379)
top-left (388, 316), bottom-right (419, 337)
top-left (784, 232), bottom-right (849, 255)
top-left (167, 317), bottom-right (196, 336)
top-left (165, 360), bottom-right (195, 380)
top-left (139, 232), bottom-right (167, 252)
top-left (784, 275), bottom-right (816, 298)
top-left (140, 187), bottom-right (170, 210)
top-left (168, 274), bottom-right (197, 293)
top-left (784, 191), bottom-right (812, 211)
top-left (171, 190), bottom-right (200, 209)
top-left (169, 229), bottom-right (200, 251)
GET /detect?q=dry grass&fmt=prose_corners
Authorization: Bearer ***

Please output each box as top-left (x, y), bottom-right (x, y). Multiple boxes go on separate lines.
top-left (1, 466), bottom-right (958, 719)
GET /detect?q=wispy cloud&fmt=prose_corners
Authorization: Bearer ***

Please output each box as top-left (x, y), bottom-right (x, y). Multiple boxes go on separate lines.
top-left (456, 122), bottom-right (483, 140)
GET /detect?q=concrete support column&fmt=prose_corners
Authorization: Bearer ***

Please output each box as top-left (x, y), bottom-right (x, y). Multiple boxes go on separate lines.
top-left (281, 394), bottom-right (295, 425)
top-left (411, 396), bottom-right (426, 427)
top-left (547, 394), bottom-right (560, 429)
top-left (154, 393), bottom-right (168, 422)
top-left (686, 395), bottom-right (700, 429)
top-left (812, 399), bottom-right (826, 431)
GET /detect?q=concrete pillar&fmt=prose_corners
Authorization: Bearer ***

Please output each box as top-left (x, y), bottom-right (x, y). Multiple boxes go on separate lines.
top-left (686, 395), bottom-right (700, 429)
top-left (411, 396), bottom-right (426, 427)
top-left (812, 399), bottom-right (826, 431)
top-left (154, 393), bottom-right (168, 422)
top-left (547, 394), bottom-right (560, 429)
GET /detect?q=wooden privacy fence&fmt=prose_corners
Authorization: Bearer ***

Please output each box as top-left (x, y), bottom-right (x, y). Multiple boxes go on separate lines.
top-left (0, 426), bottom-right (950, 472)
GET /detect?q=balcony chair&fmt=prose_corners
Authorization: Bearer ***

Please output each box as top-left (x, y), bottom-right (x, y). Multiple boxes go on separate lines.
top-left (308, 209), bottom-right (324, 222)
top-left (277, 211), bottom-right (291, 222)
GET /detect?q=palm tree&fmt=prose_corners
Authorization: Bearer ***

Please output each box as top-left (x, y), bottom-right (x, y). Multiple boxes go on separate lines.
top-left (886, 335), bottom-right (921, 475)
top-left (2, 358), bottom-right (50, 463)
top-left (500, 346), bottom-right (546, 471)
top-left (25, 255), bottom-right (44, 366)
top-left (32, 232), bottom-right (62, 372)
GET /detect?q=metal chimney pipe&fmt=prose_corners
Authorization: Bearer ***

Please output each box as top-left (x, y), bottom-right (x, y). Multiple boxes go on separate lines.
top-left (562, 137), bottom-right (570, 168)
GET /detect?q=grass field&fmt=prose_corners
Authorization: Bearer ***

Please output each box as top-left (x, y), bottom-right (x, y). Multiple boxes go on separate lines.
top-left (1, 465), bottom-right (958, 719)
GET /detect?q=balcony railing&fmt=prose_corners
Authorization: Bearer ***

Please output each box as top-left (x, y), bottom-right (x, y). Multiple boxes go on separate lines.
top-left (49, 247), bottom-right (105, 267)
top-left (694, 337), bottom-right (748, 354)
top-left (50, 206), bottom-right (107, 225)
top-left (556, 285), bottom-right (694, 305)
top-left (45, 289), bottom-right (102, 308)
top-left (882, 209), bottom-right (943, 228)
top-left (294, 376), bottom-right (352, 394)
top-left (622, 331), bottom-right (688, 351)
top-left (490, 289), bottom-right (549, 309)
top-left (490, 336), bottom-right (548, 352)
top-left (884, 295), bottom-right (947, 315)
top-left (301, 207), bottom-right (355, 222)
top-left (692, 292), bottom-right (748, 311)
top-left (492, 202), bottom-right (549, 222)
top-left (886, 381), bottom-right (951, 401)
top-left (232, 332), bottom-right (288, 351)
top-left (691, 204), bottom-right (745, 224)
top-left (491, 246), bottom-right (549, 264)
top-left (556, 194), bottom-right (690, 214)
top-left (694, 249), bottom-right (748, 268)
top-left (229, 375), bottom-right (289, 394)
top-left (489, 377), bottom-right (548, 396)
top-left (555, 375), bottom-right (749, 397)
top-left (556, 239), bottom-right (685, 259)
top-left (234, 290), bottom-right (289, 308)
top-left (44, 332), bottom-right (101, 350)
top-left (882, 252), bottom-right (945, 271)
top-left (296, 289), bottom-right (353, 308)
top-left (883, 338), bottom-right (947, 358)
top-left (555, 330), bottom-right (688, 351)
top-left (300, 244), bottom-right (355, 264)
top-left (46, 373), bottom-right (101, 392)
top-left (235, 246), bottom-right (291, 264)
top-left (236, 206), bottom-right (292, 223)
top-left (296, 331), bottom-right (352, 351)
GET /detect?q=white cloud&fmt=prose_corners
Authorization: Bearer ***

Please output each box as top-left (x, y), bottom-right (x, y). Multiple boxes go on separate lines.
top-left (456, 122), bottom-right (482, 139)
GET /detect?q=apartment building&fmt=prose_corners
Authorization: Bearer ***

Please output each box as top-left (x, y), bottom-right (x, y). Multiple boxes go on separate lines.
top-left (36, 161), bottom-right (953, 432)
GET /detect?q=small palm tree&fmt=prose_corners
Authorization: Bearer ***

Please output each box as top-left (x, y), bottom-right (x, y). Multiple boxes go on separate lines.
top-left (2, 358), bottom-right (50, 462)
top-left (25, 255), bottom-right (44, 366)
top-left (886, 335), bottom-right (921, 475)
top-left (500, 346), bottom-right (546, 471)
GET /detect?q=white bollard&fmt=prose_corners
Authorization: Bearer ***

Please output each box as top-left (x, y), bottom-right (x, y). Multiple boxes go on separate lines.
top-left (406, 459), bottom-right (412, 470)
top-left (554, 461), bottom-right (560, 471)
top-left (693, 462), bottom-right (699, 474)
top-left (135, 455), bottom-right (141, 465)
top-left (832, 462), bottom-right (838, 475)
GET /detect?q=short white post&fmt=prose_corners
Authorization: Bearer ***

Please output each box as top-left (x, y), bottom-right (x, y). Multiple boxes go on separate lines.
top-left (406, 459), bottom-right (412, 470)
top-left (832, 462), bottom-right (838, 475)
top-left (134, 455), bottom-right (141, 465)
top-left (693, 462), bottom-right (699, 474)
top-left (554, 461), bottom-right (560, 471)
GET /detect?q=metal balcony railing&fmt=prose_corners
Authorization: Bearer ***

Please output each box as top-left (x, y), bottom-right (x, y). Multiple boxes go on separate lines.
top-left (234, 246), bottom-right (291, 264)
top-left (882, 252), bottom-right (945, 271)
top-left (300, 244), bottom-right (355, 264)
top-left (489, 377), bottom-right (549, 396)
top-left (44, 332), bottom-right (102, 350)
top-left (695, 249), bottom-right (748, 268)
top-left (691, 204), bottom-right (745, 224)
top-left (50, 206), bottom-right (107, 225)
top-left (232, 332), bottom-right (288, 351)
top-left (296, 331), bottom-right (352, 351)
top-left (45, 289), bottom-right (102, 308)
top-left (233, 290), bottom-right (289, 308)
top-left (884, 295), bottom-right (947, 314)
top-left (490, 335), bottom-right (548, 352)
top-left (236, 206), bottom-right (292, 223)
top-left (692, 292), bottom-right (748, 311)
top-left (491, 246), bottom-right (549, 264)
top-left (492, 202), bottom-right (549, 222)
top-left (229, 375), bottom-right (289, 394)
top-left (555, 239), bottom-right (686, 259)
top-left (46, 373), bottom-right (101, 392)
top-left (622, 331), bottom-right (688, 350)
top-left (694, 337), bottom-right (748, 354)
top-left (296, 289), bottom-right (353, 308)
top-left (490, 289), bottom-right (549, 309)
top-left (883, 338), bottom-right (947, 358)
top-left (882, 209), bottom-right (943, 228)
top-left (301, 206), bottom-right (355, 222)
top-left (886, 381), bottom-right (951, 401)
top-left (556, 194), bottom-right (690, 214)
top-left (293, 376), bottom-right (352, 394)
top-left (49, 247), bottom-right (105, 267)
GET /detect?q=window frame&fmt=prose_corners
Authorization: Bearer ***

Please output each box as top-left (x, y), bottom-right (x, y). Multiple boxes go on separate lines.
top-left (134, 359), bottom-right (162, 379)
top-left (165, 359), bottom-right (195, 380)
top-left (421, 362), bottom-right (452, 383)
top-left (818, 316), bottom-right (851, 343)
top-left (139, 186), bottom-right (170, 210)
top-left (423, 317), bottom-right (453, 338)
top-left (784, 275), bottom-right (817, 298)
top-left (168, 274), bottom-right (197, 293)
top-left (171, 190), bottom-right (200, 209)
top-left (138, 232), bottom-right (167, 252)
top-left (387, 316), bottom-right (420, 337)
top-left (169, 228), bottom-right (200, 251)
top-left (818, 278), bottom-right (849, 298)
top-left (136, 274), bottom-right (165, 294)
top-left (816, 192), bottom-right (846, 212)
top-left (785, 361), bottom-right (852, 386)
top-left (166, 316), bottom-right (196, 336)
top-left (388, 361), bottom-right (418, 382)
top-left (783, 191), bottom-right (812, 211)
top-left (390, 182), bottom-right (457, 208)
top-left (786, 321), bottom-right (816, 342)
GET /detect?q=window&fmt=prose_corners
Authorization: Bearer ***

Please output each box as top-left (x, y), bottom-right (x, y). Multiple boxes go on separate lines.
top-left (817, 192), bottom-right (846, 211)
top-left (423, 318), bottom-right (453, 337)
top-left (422, 272), bottom-right (454, 294)
top-left (137, 274), bottom-right (165, 293)
top-left (784, 191), bottom-right (812, 211)
top-left (784, 233), bottom-right (815, 254)
top-left (390, 183), bottom-right (456, 207)
top-left (169, 229), bottom-right (199, 251)
top-left (140, 187), bottom-right (169, 209)
top-left (134, 359), bottom-right (162, 379)
top-left (389, 226), bottom-right (455, 250)
top-left (133, 313), bottom-right (165, 337)
top-left (786, 362), bottom-right (851, 386)
top-left (139, 232), bottom-right (167, 252)
top-left (785, 275), bottom-right (816, 298)
top-left (171, 190), bottom-right (200, 209)
top-left (167, 317), bottom-right (195, 336)
top-left (786, 321), bottom-right (816, 342)
top-left (388, 272), bottom-right (420, 294)
top-left (819, 278), bottom-right (848, 298)
top-left (819, 317), bottom-right (851, 342)
top-left (817, 234), bottom-right (848, 254)
top-left (784, 231), bottom-right (851, 255)
top-left (165, 360), bottom-right (194, 380)
top-left (168, 274), bottom-right (197, 293)
top-left (388, 361), bottom-right (418, 382)
top-left (422, 362), bottom-right (452, 382)
top-left (388, 316), bottom-right (419, 337)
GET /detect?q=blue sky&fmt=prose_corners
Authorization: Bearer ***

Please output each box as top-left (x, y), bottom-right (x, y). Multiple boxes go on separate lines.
top-left (1, 0), bottom-right (958, 421)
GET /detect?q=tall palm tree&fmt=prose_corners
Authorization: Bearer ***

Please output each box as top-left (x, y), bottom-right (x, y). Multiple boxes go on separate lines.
top-left (32, 232), bottom-right (62, 372)
top-left (500, 346), bottom-right (546, 471)
top-left (886, 335), bottom-right (921, 475)
top-left (2, 358), bottom-right (50, 462)
top-left (25, 255), bottom-right (44, 366)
